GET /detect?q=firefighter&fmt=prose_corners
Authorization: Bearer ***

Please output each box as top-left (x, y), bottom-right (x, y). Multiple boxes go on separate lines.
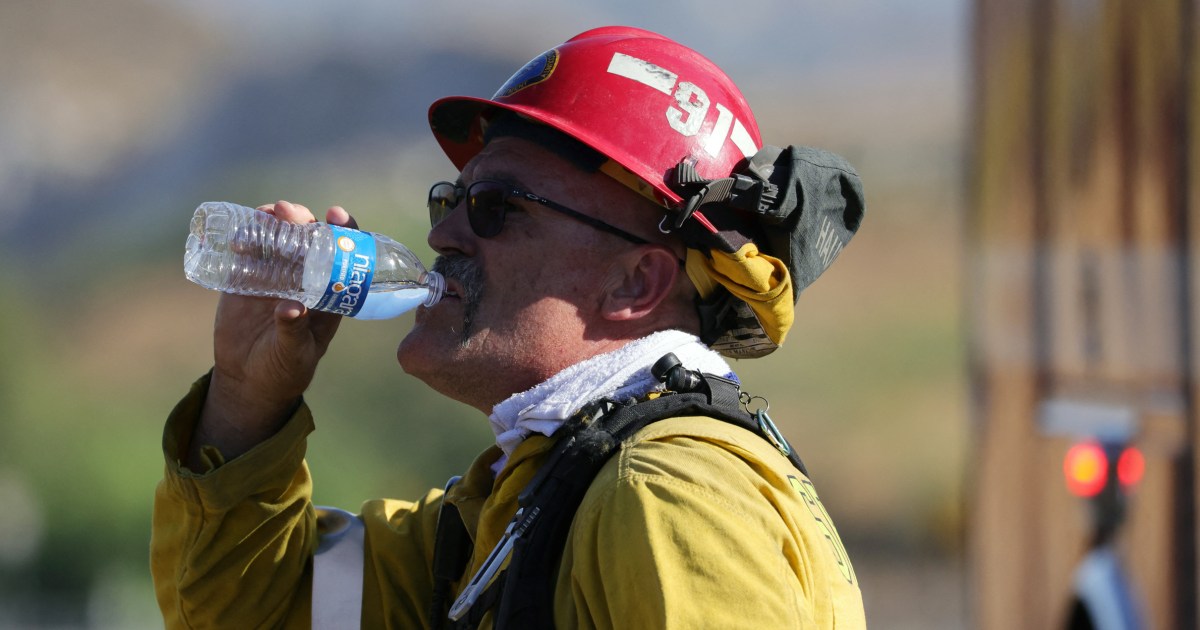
top-left (152, 25), bottom-right (868, 629)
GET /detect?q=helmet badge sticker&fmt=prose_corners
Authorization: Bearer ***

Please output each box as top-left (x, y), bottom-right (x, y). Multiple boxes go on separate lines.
top-left (606, 52), bottom-right (757, 159)
top-left (495, 49), bottom-right (560, 98)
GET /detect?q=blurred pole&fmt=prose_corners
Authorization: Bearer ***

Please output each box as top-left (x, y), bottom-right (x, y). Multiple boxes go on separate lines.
top-left (969, 0), bottom-right (1198, 627)
top-left (1180, 0), bottom-right (1199, 624)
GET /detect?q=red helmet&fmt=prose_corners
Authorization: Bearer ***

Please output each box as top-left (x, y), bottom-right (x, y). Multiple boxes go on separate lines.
top-left (428, 26), bottom-right (762, 209)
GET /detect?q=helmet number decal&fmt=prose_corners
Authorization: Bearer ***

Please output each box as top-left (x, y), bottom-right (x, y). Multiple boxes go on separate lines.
top-left (667, 81), bottom-right (709, 136)
top-left (607, 52), bottom-right (757, 159)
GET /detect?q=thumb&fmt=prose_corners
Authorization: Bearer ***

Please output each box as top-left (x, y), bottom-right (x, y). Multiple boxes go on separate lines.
top-left (274, 300), bottom-right (312, 340)
top-left (275, 298), bottom-right (343, 349)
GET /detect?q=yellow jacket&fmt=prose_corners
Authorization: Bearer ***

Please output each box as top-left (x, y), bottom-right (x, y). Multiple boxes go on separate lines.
top-left (152, 374), bottom-right (866, 629)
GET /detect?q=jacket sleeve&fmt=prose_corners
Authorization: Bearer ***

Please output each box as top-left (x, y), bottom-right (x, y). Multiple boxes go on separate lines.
top-left (151, 372), bottom-right (318, 630)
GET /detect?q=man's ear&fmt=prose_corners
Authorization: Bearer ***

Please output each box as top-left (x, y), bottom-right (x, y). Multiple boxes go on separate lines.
top-left (600, 246), bottom-right (682, 321)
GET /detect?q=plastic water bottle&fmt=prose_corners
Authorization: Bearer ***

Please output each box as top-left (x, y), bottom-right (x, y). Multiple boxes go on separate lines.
top-left (184, 202), bottom-right (444, 319)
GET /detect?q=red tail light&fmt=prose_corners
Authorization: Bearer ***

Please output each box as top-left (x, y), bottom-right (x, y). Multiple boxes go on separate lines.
top-left (1064, 442), bottom-right (1108, 498)
top-left (1117, 447), bottom-right (1145, 488)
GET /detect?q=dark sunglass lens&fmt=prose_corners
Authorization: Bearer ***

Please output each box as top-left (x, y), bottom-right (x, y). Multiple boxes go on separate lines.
top-left (428, 182), bottom-right (459, 227)
top-left (467, 182), bottom-right (508, 238)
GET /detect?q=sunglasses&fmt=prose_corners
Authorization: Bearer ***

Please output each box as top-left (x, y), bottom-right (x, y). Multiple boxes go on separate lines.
top-left (428, 180), bottom-right (649, 245)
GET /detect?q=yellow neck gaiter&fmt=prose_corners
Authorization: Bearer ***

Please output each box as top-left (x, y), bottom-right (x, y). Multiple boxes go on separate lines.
top-left (686, 244), bottom-right (794, 348)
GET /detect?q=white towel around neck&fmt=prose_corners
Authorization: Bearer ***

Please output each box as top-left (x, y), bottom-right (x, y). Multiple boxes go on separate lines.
top-left (488, 330), bottom-right (735, 468)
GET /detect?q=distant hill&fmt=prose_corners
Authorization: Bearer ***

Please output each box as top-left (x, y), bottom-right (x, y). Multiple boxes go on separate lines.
top-left (3, 45), bottom-right (517, 268)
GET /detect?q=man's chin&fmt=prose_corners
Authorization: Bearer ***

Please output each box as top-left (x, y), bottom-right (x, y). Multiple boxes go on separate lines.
top-left (396, 321), bottom-right (462, 370)
top-left (395, 322), bottom-right (431, 368)
top-left (395, 332), bottom-right (493, 411)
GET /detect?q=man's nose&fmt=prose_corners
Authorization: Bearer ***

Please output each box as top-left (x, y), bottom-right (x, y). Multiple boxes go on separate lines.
top-left (427, 199), bottom-right (477, 257)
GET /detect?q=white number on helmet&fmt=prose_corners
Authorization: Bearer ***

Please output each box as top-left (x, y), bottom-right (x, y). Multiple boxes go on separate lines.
top-left (667, 81), bottom-right (709, 137)
top-left (607, 52), bottom-right (757, 158)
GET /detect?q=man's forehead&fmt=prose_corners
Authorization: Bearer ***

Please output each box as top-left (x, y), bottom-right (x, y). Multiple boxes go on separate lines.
top-left (461, 136), bottom-right (578, 187)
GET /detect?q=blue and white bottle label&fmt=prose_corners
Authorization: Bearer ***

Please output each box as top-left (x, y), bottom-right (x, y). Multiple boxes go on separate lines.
top-left (314, 226), bottom-right (376, 317)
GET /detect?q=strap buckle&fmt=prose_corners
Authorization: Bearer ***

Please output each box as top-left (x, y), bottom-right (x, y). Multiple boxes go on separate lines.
top-left (447, 506), bottom-right (542, 622)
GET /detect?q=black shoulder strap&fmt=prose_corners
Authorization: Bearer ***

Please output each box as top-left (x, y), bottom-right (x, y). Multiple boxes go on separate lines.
top-left (431, 353), bottom-right (808, 630)
top-left (429, 478), bottom-right (467, 629)
top-left (495, 357), bottom-right (807, 629)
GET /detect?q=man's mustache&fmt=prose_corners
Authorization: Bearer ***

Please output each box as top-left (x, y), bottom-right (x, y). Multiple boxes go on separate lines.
top-left (432, 254), bottom-right (485, 343)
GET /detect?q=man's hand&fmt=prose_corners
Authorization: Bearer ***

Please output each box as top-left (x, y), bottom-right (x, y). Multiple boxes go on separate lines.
top-left (186, 201), bottom-right (357, 469)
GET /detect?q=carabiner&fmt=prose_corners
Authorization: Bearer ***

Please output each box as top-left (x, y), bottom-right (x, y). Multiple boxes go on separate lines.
top-left (755, 409), bottom-right (792, 458)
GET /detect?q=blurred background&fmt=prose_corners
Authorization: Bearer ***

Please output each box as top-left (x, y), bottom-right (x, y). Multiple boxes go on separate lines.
top-left (0, 1), bottom-right (968, 627)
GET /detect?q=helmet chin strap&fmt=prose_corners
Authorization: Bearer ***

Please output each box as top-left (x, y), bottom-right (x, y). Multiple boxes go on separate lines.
top-left (664, 146), bottom-right (785, 232)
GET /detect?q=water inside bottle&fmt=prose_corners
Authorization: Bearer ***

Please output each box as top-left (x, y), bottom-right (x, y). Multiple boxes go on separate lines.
top-left (353, 287), bottom-right (434, 319)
